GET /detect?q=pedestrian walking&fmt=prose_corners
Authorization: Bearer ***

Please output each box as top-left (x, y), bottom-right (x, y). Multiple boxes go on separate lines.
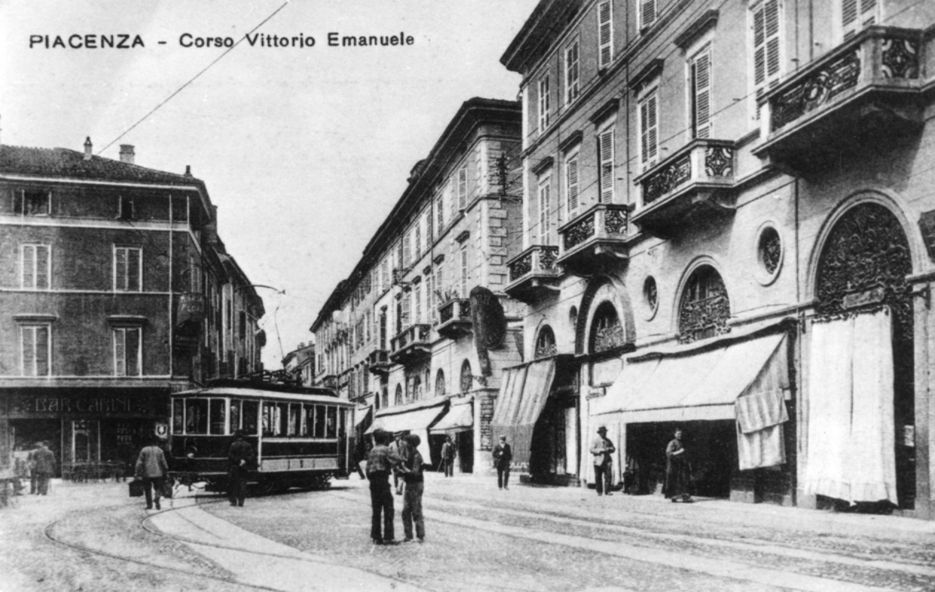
top-left (401, 433), bottom-right (425, 543)
top-left (366, 429), bottom-right (405, 545)
top-left (228, 430), bottom-right (255, 507)
top-left (590, 426), bottom-right (615, 496)
top-left (440, 435), bottom-right (455, 477)
top-left (492, 435), bottom-right (512, 490)
top-left (32, 441), bottom-right (55, 496)
top-left (134, 437), bottom-right (168, 510)
top-left (664, 428), bottom-right (693, 503)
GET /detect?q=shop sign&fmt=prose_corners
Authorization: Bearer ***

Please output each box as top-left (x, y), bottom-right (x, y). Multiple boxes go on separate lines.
top-left (8, 394), bottom-right (151, 417)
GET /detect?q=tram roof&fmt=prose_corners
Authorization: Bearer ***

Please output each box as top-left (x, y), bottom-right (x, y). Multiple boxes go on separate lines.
top-left (172, 385), bottom-right (353, 406)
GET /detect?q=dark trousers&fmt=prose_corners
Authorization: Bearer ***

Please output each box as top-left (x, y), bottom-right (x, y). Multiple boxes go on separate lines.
top-left (229, 467), bottom-right (247, 506)
top-left (36, 473), bottom-right (52, 495)
top-left (594, 463), bottom-right (611, 495)
top-left (443, 458), bottom-right (454, 477)
top-left (30, 473), bottom-right (37, 494)
top-left (402, 480), bottom-right (425, 540)
top-left (496, 466), bottom-right (510, 489)
top-left (142, 476), bottom-right (165, 508)
top-left (368, 472), bottom-right (394, 542)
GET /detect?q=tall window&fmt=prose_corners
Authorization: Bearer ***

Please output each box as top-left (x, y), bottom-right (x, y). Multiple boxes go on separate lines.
top-left (565, 152), bottom-right (580, 216)
top-left (598, 1), bottom-right (613, 68)
top-left (114, 246), bottom-right (142, 292)
top-left (460, 359), bottom-right (473, 393)
top-left (752, 1), bottom-right (782, 120)
top-left (117, 195), bottom-right (134, 220)
top-left (414, 281), bottom-right (423, 324)
top-left (538, 175), bottom-right (552, 244)
top-left (678, 266), bottom-right (730, 343)
top-left (459, 247), bottom-right (468, 298)
top-left (113, 327), bottom-right (141, 376)
top-left (457, 166), bottom-right (468, 210)
top-left (436, 191), bottom-right (445, 231)
top-left (402, 229), bottom-right (412, 267)
top-left (538, 75), bottom-right (551, 132)
top-left (564, 39), bottom-right (580, 104)
top-left (639, 91), bottom-right (659, 169)
top-left (598, 127), bottom-right (615, 202)
top-left (639, 0), bottom-right (657, 30)
top-left (21, 244), bottom-right (50, 289)
top-left (415, 218), bottom-right (422, 259)
top-left (20, 324), bottom-right (50, 376)
top-left (689, 45), bottom-right (712, 139)
top-left (841, 0), bottom-right (879, 40)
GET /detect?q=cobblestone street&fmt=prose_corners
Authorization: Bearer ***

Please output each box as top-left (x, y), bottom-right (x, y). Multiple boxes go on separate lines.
top-left (2, 473), bottom-right (934, 591)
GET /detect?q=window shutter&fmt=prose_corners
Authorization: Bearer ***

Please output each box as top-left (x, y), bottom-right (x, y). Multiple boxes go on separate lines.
top-left (538, 76), bottom-right (550, 131)
top-left (640, 94), bottom-right (658, 165)
top-left (565, 41), bottom-right (579, 104)
top-left (35, 326), bottom-right (49, 376)
top-left (598, 1), bottom-right (613, 68)
top-left (692, 49), bottom-right (711, 139)
top-left (129, 249), bottom-right (141, 291)
top-left (599, 128), bottom-right (615, 202)
top-left (842, 0), bottom-right (876, 39)
top-left (567, 155), bottom-right (579, 213)
top-left (36, 245), bottom-right (49, 289)
top-left (458, 167), bottom-right (467, 210)
top-left (538, 179), bottom-right (551, 244)
top-left (127, 328), bottom-right (140, 376)
top-left (22, 245), bottom-right (35, 288)
top-left (640, 0), bottom-right (656, 29)
top-left (115, 330), bottom-right (127, 376)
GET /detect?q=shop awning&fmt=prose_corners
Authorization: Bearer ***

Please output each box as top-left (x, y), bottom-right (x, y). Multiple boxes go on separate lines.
top-left (429, 401), bottom-right (473, 433)
top-left (354, 405), bottom-right (372, 429)
top-left (595, 331), bottom-right (787, 423)
top-left (491, 359), bottom-right (556, 467)
top-left (366, 398), bottom-right (448, 462)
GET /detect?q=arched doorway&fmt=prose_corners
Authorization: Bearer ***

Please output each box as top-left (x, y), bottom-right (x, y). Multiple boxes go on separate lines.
top-left (814, 201), bottom-right (914, 508)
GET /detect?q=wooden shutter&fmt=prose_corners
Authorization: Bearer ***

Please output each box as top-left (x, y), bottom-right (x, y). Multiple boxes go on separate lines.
top-left (566, 154), bottom-right (579, 214)
top-left (640, 0), bottom-right (656, 29)
top-left (691, 48), bottom-right (711, 138)
top-left (458, 167), bottom-right (467, 210)
top-left (599, 128), bottom-right (615, 202)
top-left (842, 0), bottom-right (877, 39)
top-left (640, 93), bottom-right (658, 166)
top-left (538, 178), bottom-right (551, 244)
top-left (36, 245), bottom-right (49, 289)
top-left (22, 245), bottom-right (35, 288)
top-left (538, 76), bottom-right (550, 131)
top-left (598, 1), bottom-right (613, 68)
top-left (565, 41), bottom-right (579, 104)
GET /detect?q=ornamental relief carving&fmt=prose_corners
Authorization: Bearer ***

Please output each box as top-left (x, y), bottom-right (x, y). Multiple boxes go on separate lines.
top-left (771, 49), bottom-right (861, 130)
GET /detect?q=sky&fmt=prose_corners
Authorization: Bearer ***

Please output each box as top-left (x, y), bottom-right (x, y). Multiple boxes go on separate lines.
top-left (0, 0), bottom-right (539, 368)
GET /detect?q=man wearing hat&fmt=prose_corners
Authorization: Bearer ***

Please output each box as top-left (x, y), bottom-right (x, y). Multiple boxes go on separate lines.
top-left (228, 429), bottom-right (255, 507)
top-left (590, 426), bottom-right (616, 496)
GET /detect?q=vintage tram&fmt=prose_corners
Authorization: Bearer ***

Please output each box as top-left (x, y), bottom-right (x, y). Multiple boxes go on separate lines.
top-left (167, 379), bottom-right (354, 493)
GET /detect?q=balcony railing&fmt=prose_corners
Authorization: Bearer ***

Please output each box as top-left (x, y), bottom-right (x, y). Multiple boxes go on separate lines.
top-left (505, 245), bottom-right (560, 303)
top-left (754, 26), bottom-right (926, 171)
top-left (436, 298), bottom-right (472, 338)
top-left (366, 348), bottom-right (390, 375)
top-left (632, 139), bottom-right (736, 237)
top-left (389, 323), bottom-right (432, 365)
top-left (557, 203), bottom-right (631, 276)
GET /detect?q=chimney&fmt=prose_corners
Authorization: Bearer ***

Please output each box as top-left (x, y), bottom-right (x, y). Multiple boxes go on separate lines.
top-left (119, 144), bottom-right (135, 164)
top-left (184, 164), bottom-right (192, 177)
top-left (83, 137), bottom-right (92, 160)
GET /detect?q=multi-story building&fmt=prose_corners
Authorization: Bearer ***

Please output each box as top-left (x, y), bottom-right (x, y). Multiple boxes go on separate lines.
top-left (0, 138), bottom-right (263, 476)
top-left (502, 0), bottom-right (935, 518)
top-left (311, 98), bottom-right (524, 471)
top-left (282, 341), bottom-right (316, 386)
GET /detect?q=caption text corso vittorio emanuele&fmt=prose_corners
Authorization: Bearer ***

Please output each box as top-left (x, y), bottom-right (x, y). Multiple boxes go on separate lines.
top-left (28, 31), bottom-right (416, 50)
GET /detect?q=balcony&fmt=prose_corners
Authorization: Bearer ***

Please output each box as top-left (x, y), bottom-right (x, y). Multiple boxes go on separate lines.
top-left (366, 348), bottom-right (390, 375)
top-left (557, 203), bottom-right (631, 276)
top-left (505, 245), bottom-right (560, 303)
top-left (754, 26), bottom-right (926, 173)
top-left (390, 323), bottom-right (432, 366)
top-left (436, 298), bottom-right (472, 339)
top-left (632, 139), bottom-right (736, 237)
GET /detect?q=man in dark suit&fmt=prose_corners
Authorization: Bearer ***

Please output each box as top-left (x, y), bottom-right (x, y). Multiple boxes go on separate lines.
top-left (228, 430), bottom-right (255, 507)
top-left (492, 435), bottom-right (512, 490)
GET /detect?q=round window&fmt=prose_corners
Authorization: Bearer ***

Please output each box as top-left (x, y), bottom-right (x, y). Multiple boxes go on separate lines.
top-left (756, 225), bottom-right (783, 285)
top-left (642, 276), bottom-right (658, 319)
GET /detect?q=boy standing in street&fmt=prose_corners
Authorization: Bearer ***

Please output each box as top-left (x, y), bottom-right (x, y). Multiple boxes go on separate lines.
top-left (366, 430), bottom-right (405, 545)
top-left (401, 433), bottom-right (425, 542)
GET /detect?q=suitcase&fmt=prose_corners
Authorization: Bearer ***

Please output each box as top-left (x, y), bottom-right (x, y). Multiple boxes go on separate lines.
top-left (128, 479), bottom-right (144, 497)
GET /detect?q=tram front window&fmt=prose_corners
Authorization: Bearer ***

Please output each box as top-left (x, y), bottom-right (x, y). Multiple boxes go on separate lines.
top-left (243, 401), bottom-right (258, 435)
top-left (186, 399), bottom-right (208, 434)
top-left (229, 400), bottom-right (241, 433)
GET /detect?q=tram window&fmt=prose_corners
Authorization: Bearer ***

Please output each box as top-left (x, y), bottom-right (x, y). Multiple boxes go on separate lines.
top-left (314, 404), bottom-right (326, 437)
top-left (229, 400), bottom-right (242, 433)
top-left (172, 399), bottom-right (184, 434)
top-left (299, 404), bottom-right (310, 436)
top-left (186, 399), bottom-right (208, 434)
top-left (262, 402), bottom-right (275, 436)
top-left (326, 406), bottom-right (337, 439)
top-left (277, 403), bottom-right (288, 435)
top-left (242, 401), bottom-right (258, 435)
top-left (209, 399), bottom-right (226, 434)
top-left (287, 404), bottom-right (298, 436)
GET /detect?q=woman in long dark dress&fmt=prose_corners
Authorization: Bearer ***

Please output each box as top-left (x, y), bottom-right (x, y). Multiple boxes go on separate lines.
top-left (664, 428), bottom-right (693, 503)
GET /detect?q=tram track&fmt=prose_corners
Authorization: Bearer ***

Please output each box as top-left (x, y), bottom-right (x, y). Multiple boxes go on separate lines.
top-left (41, 493), bottom-right (281, 592)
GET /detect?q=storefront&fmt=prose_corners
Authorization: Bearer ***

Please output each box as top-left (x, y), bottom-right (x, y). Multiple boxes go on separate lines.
top-left (367, 397), bottom-right (448, 466)
top-left (2, 387), bottom-right (168, 477)
top-left (589, 321), bottom-right (795, 504)
top-left (429, 396), bottom-right (474, 473)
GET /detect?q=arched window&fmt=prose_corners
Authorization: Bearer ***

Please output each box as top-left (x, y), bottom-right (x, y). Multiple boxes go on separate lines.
top-left (394, 384), bottom-right (403, 406)
top-left (568, 306), bottom-right (578, 351)
top-left (435, 369), bottom-right (446, 397)
top-left (535, 325), bottom-right (557, 358)
top-left (588, 301), bottom-right (624, 353)
top-left (380, 386), bottom-right (388, 409)
top-left (412, 375), bottom-right (422, 402)
top-left (460, 360), bottom-right (473, 393)
top-left (678, 265), bottom-right (729, 343)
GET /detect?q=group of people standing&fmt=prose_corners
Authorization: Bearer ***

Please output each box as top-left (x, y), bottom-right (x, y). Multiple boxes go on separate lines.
top-left (366, 429), bottom-right (425, 545)
top-left (12, 441), bottom-right (56, 496)
top-left (592, 425), bottom-right (694, 502)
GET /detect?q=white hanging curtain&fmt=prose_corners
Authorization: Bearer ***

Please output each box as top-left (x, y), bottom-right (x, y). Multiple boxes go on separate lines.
top-left (803, 309), bottom-right (897, 505)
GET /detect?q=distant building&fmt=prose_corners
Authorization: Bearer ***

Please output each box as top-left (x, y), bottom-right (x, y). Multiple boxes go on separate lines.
top-left (0, 138), bottom-right (263, 475)
top-left (282, 342), bottom-right (316, 386)
top-left (311, 98), bottom-right (523, 472)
